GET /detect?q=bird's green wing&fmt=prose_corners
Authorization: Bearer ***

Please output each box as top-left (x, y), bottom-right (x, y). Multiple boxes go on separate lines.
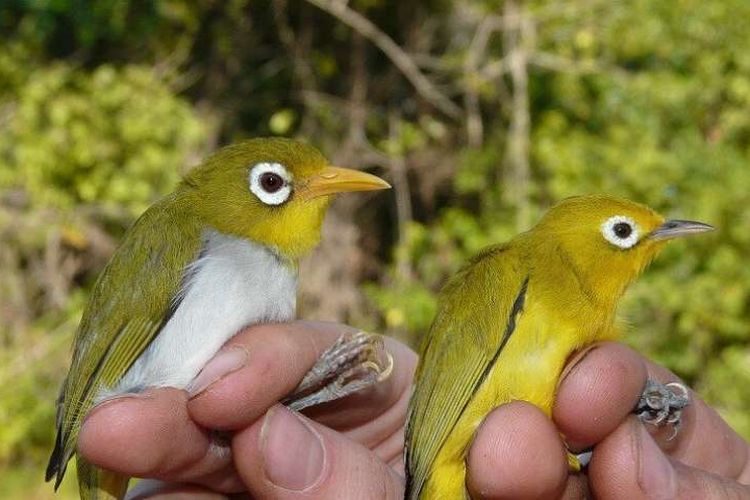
top-left (46, 198), bottom-right (203, 488)
top-left (404, 244), bottom-right (528, 499)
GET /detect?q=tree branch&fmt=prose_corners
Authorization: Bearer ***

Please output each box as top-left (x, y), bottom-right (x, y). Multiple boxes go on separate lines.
top-left (305, 0), bottom-right (461, 119)
top-left (464, 16), bottom-right (502, 147)
top-left (503, 0), bottom-right (532, 231)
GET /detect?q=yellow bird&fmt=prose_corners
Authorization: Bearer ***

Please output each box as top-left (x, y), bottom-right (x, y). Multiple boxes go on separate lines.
top-left (404, 195), bottom-right (713, 499)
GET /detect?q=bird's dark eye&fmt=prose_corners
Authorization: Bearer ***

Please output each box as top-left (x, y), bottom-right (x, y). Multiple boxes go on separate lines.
top-left (249, 162), bottom-right (292, 205)
top-left (602, 215), bottom-right (639, 249)
top-left (259, 172), bottom-right (284, 193)
top-left (613, 222), bottom-right (632, 239)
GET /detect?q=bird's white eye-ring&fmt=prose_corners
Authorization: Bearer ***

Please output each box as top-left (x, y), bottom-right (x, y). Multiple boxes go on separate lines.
top-left (249, 162), bottom-right (292, 205)
top-left (601, 215), bottom-right (640, 249)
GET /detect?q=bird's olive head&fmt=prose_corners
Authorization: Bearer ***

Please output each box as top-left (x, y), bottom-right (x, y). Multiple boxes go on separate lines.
top-left (533, 194), bottom-right (713, 302)
top-left (183, 138), bottom-right (390, 258)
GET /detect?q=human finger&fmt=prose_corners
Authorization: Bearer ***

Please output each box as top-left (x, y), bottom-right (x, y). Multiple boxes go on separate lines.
top-left (639, 358), bottom-right (749, 481)
top-left (232, 404), bottom-right (403, 499)
top-left (300, 332), bottom-right (416, 470)
top-left (554, 342), bottom-right (749, 480)
top-left (77, 388), bottom-right (242, 492)
top-left (187, 320), bottom-right (414, 443)
top-left (554, 341), bottom-right (647, 452)
top-left (590, 416), bottom-right (750, 499)
top-left (466, 401), bottom-right (569, 499)
top-left (125, 480), bottom-right (229, 499)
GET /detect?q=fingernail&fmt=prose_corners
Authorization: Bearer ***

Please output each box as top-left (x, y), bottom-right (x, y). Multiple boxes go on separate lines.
top-left (261, 405), bottom-right (325, 491)
top-left (82, 393), bottom-right (149, 425)
top-left (636, 421), bottom-right (677, 499)
top-left (559, 344), bottom-right (599, 386)
top-left (188, 346), bottom-right (248, 398)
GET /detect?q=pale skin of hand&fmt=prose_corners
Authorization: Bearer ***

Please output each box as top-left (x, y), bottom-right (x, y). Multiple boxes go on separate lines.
top-left (78, 321), bottom-right (750, 499)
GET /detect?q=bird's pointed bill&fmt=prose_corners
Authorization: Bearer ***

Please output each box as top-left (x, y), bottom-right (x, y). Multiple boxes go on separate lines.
top-left (649, 219), bottom-right (714, 241)
top-left (300, 166), bottom-right (390, 200)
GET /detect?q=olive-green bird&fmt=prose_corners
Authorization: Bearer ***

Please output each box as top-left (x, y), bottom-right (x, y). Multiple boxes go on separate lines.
top-left (46, 138), bottom-right (391, 499)
top-left (404, 194), bottom-right (713, 499)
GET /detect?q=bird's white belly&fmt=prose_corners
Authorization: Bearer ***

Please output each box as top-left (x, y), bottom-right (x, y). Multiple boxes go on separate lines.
top-left (108, 230), bottom-right (297, 396)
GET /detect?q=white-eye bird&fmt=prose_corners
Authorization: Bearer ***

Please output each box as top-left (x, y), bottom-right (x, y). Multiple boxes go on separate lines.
top-left (404, 195), bottom-right (713, 499)
top-left (46, 138), bottom-right (391, 500)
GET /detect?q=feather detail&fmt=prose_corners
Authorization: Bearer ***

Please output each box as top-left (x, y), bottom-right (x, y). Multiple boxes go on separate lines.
top-left (47, 196), bottom-right (202, 491)
top-left (77, 458), bottom-right (129, 500)
top-left (110, 229), bottom-right (297, 395)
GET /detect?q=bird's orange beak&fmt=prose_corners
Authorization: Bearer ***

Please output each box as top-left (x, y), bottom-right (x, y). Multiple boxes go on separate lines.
top-left (299, 166), bottom-right (390, 200)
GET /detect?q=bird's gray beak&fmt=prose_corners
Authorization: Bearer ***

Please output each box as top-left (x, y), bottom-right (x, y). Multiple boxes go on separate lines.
top-left (649, 219), bottom-right (714, 241)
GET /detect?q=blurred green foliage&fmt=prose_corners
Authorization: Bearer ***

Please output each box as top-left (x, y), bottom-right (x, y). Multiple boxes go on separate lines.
top-left (371, 0), bottom-right (750, 442)
top-left (0, 10), bottom-right (207, 496)
top-left (1, 63), bottom-right (204, 213)
top-left (0, 0), bottom-right (748, 497)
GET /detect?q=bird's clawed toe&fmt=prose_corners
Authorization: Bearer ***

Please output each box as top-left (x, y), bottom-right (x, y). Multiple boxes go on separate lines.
top-left (283, 331), bottom-right (393, 411)
top-left (635, 379), bottom-right (690, 440)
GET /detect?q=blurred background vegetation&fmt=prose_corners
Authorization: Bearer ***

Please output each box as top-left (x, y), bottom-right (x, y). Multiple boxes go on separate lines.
top-left (0, 0), bottom-right (748, 497)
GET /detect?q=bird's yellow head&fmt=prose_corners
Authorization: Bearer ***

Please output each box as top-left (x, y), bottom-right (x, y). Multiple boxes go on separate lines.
top-left (531, 195), bottom-right (713, 304)
top-left (182, 138), bottom-right (390, 259)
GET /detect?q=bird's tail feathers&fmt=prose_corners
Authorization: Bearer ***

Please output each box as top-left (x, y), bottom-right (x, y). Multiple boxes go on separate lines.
top-left (77, 457), bottom-right (130, 500)
top-left (45, 427), bottom-right (69, 489)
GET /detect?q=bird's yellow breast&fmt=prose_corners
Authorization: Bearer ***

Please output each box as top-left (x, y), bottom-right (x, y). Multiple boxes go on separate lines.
top-left (422, 287), bottom-right (618, 499)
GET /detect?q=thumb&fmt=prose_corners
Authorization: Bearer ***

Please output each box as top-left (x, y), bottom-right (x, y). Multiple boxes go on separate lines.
top-left (233, 405), bottom-right (403, 499)
top-left (590, 417), bottom-right (750, 499)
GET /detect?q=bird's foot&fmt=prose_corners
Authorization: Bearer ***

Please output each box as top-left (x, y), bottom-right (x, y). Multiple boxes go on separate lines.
top-left (635, 379), bottom-right (690, 440)
top-left (282, 331), bottom-right (394, 411)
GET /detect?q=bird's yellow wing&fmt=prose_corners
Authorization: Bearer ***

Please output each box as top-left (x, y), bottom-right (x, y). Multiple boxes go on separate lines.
top-left (404, 244), bottom-right (527, 499)
top-left (46, 199), bottom-right (202, 488)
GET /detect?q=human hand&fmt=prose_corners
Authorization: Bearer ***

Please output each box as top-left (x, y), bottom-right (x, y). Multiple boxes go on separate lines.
top-left (466, 342), bottom-right (750, 499)
top-left (77, 321), bottom-right (417, 499)
top-left (79, 328), bottom-right (750, 499)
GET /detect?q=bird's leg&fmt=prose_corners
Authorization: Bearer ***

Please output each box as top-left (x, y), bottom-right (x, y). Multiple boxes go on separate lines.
top-left (282, 331), bottom-right (394, 411)
top-left (635, 379), bottom-right (690, 440)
